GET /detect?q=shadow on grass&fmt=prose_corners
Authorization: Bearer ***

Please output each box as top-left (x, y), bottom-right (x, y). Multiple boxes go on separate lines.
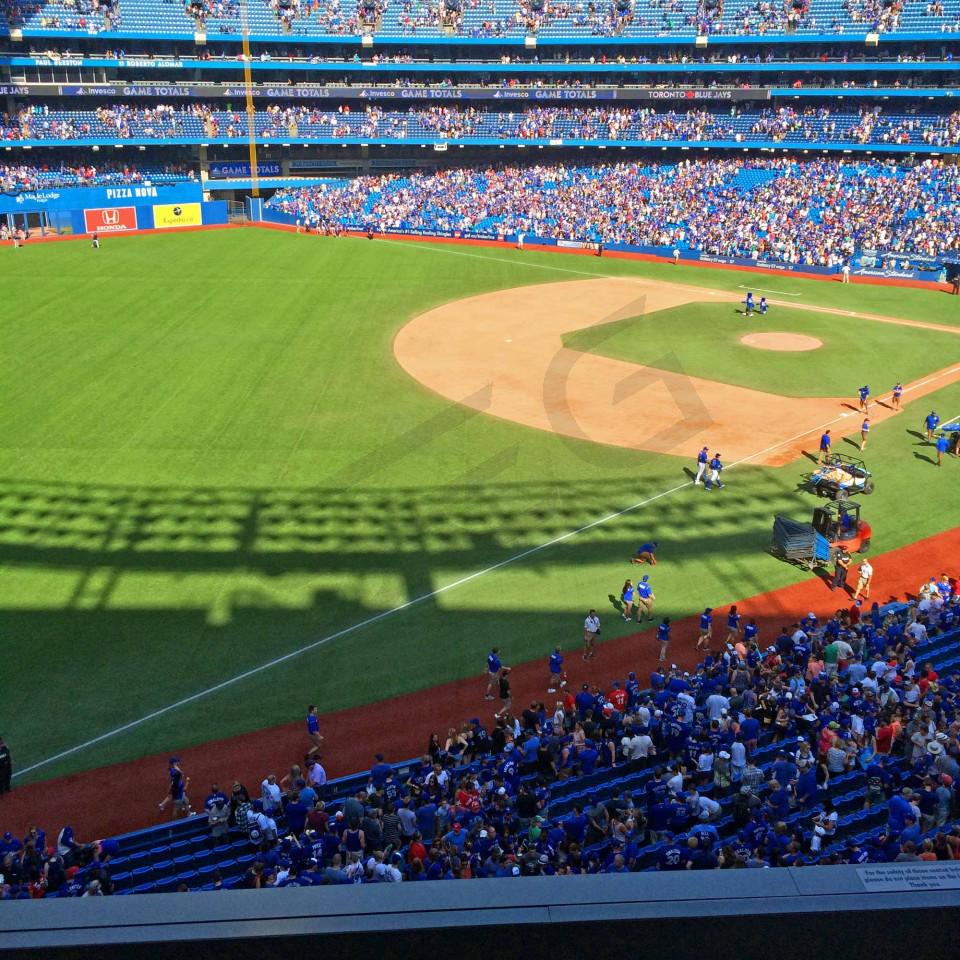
top-left (913, 452), bottom-right (937, 465)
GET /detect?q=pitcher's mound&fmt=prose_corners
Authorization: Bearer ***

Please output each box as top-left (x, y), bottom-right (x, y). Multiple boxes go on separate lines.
top-left (740, 332), bottom-right (823, 352)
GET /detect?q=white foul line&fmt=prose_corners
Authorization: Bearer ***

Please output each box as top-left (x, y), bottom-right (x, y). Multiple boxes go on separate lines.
top-left (736, 284), bottom-right (802, 297)
top-left (12, 266), bottom-right (960, 781)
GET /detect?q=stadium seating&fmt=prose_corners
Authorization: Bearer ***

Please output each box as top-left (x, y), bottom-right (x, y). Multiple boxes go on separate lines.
top-left (3, 106), bottom-right (959, 149)
top-left (2, 0), bottom-right (959, 37)
top-left (0, 163), bottom-right (195, 192)
top-left (265, 157), bottom-right (960, 264)
top-left (5, 588), bottom-right (956, 897)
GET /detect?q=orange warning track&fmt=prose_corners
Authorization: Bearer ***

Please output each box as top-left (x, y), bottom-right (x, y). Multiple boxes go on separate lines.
top-left (394, 277), bottom-right (960, 467)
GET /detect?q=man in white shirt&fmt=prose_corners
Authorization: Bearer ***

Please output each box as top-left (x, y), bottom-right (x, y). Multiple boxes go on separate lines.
top-left (705, 692), bottom-right (729, 721)
top-left (687, 790), bottom-right (721, 822)
top-left (621, 728), bottom-right (655, 762)
top-left (253, 810), bottom-right (278, 842)
top-left (383, 852), bottom-right (404, 882)
top-left (666, 765), bottom-right (686, 795)
top-left (261, 774), bottom-right (282, 815)
top-left (676, 691), bottom-right (696, 723)
top-left (583, 610), bottom-right (600, 661)
top-left (730, 739), bottom-right (747, 782)
top-left (834, 638), bottom-right (854, 666)
top-left (906, 620), bottom-right (928, 642)
top-left (308, 759), bottom-right (327, 789)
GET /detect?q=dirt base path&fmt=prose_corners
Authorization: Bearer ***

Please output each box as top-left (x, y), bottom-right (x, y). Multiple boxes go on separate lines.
top-left (394, 277), bottom-right (960, 468)
top-left (3, 526), bottom-right (958, 840)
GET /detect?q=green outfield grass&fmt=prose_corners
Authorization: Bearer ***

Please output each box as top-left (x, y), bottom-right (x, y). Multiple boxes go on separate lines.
top-left (2, 229), bottom-right (960, 784)
top-left (562, 301), bottom-right (960, 397)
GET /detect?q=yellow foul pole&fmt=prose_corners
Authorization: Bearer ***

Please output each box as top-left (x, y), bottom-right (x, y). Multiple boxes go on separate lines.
top-left (240, 0), bottom-right (260, 198)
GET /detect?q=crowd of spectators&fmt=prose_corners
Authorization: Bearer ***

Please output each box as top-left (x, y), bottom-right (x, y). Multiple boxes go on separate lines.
top-left (4, 578), bottom-right (959, 896)
top-left (3, 102), bottom-right (960, 149)
top-left (1, 0), bottom-right (120, 31)
top-left (5, 0), bottom-right (959, 34)
top-left (183, 0), bottom-right (239, 27)
top-left (0, 161), bottom-right (195, 193)
top-left (267, 156), bottom-right (960, 264)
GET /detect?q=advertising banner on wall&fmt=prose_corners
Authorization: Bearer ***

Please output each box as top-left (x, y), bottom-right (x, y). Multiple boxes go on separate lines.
top-left (153, 202), bottom-right (203, 228)
top-left (83, 206), bottom-right (138, 233)
top-left (208, 161), bottom-right (282, 179)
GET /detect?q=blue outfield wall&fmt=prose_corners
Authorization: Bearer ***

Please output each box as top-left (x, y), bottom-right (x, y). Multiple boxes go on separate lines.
top-left (0, 181), bottom-right (203, 215)
top-left (259, 207), bottom-right (948, 282)
top-left (63, 199), bottom-right (227, 233)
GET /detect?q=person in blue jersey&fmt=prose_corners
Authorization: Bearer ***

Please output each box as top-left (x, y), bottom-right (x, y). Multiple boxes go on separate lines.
top-left (656, 617), bottom-right (672, 663)
top-left (743, 618), bottom-right (759, 647)
top-left (657, 836), bottom-right (688, 871)
top-left (759, 296), bottom-right (768, 316)
top-left (925, 410), bottom-right (940, 440)
top-left (547, 646), bottom-right (565, 693)
top-left (694, 445), bottom-right (709, 485)
top-left (743, 291), bottom-right (755, 316)
top-left (635, 575), bottom-right (655, 622)
top-left (935, 432), bottom-right (951, 466)
top-left (724, 605), bottom-right (742, 645)
top-left (620, 579), bottom-right (635, 621)
top-left (817, 429), bottom-right (832, 464)
top-left (704, 452), bottom-right (725, 490)
top-left (860, 416), bottom-right (870, 450)
top-left (484, 647), bottom-right (502, 701)
top-left (696, 607), bottom-right (713, 651)
top-left (891, 382), bottom-right (903, 411)
top-left (858, 384), bottom-right (870, 412)
top-left (158, 757), bottom-right (193, 819)
top-left (306, 704), bottom-right (323, 760)
top-left (631, 540), bottom-right (658, 566)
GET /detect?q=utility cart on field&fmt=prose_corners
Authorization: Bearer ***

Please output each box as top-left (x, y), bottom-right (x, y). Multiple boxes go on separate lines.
top-left (771, 501), bottom-right (871, 569)
top-left (808, 453), bottom-right (874, 500)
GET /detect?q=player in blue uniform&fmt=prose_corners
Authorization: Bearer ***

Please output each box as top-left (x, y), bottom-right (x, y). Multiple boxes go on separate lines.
top-left (925, 410), bottom-right (940, 440)
top-left (725, 605), bottom-right (742, 644)
top-left (860, 417), bottom-right (870, 450)
top-left (704, 453), bottom-right (724, 490)
top-left (620, 579), bottom-right (636, 620)
top-left (694, 446), bottom-right (709, 485)
top-left (631, 540), bottom-right (658, 565)
top-left (891, 382), bottom-right (903, 411)
top-left (696, 607), bottom-right (713, 651)
top-left (547, 646), bottom-right (566, 693)
top-left (159, 757), bottom-right (192, 819)
top-left (485, 648), bottom-right (502, 700)
top-left (656, 618), bottom-right (671, 663)
top-left (743, 292), bottom-right (755, 316)
top-left (743, 619), bottom-right (759, 646)
top-left (759, 297), bottom-right (768, 316)
top-left (635, 575), bottom-right (655, 622)
top-left (306, 705), bottom-right (324, 759)
top-left (858, 385), bottom-right (870, 412)
top-left (817, 429), bottom-right (831, 465)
